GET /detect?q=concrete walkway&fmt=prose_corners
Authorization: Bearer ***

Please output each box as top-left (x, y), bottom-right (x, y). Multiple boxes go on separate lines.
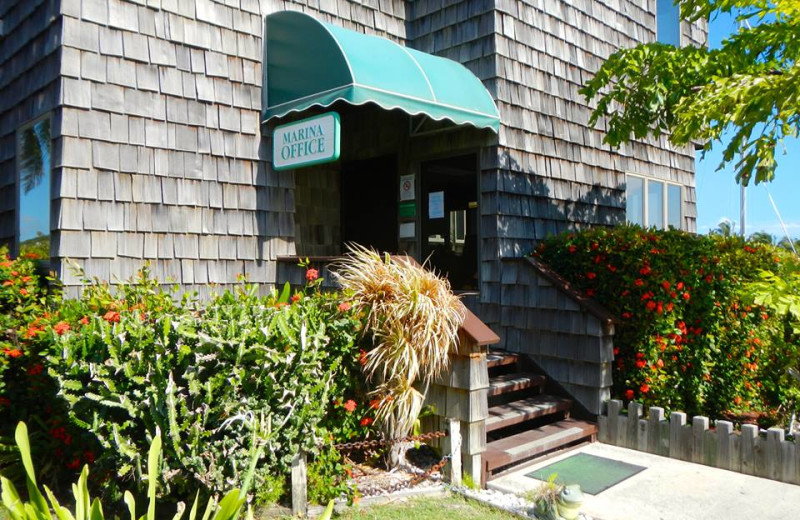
top-left (489, 442), bottom-right (800, 520)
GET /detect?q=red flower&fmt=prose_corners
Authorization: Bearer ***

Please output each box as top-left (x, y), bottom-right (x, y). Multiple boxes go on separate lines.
top-left (585, 288), bottom-right (596, 297)
top-left (640, 384), bottom-right (650, 393)
top-left (661, 281), bottom-right (670, 290)
top-left (639, 265), bottom-right (652, 276)
top-left (84, 451), bottom-right (95, 464)
top-left (621, 312), bottom-right (632, 319)
top-left (66, 458), bottom-right (81, 470)
top-left (646, 301), bottom-right (656, 311)
top-left (607, 264), bottom-right (617, 273)
top-left (291, 293), bottom-right (302, 303)
top-left (25, 325), bottom-right (42, 338)
top-left (635, 359), bottom-right (647, 369)
top-left (634, 279), bottom-right (644, 287)
top-left (103, 311), bottom-right (121, 323)
top-left (656, 359), bottom-right (664, 368)
top-left (21, 276), bottom-right (31, 282)
top-left (586, 272), bottom-right (597, 280)
top-left (625, 389), bottom-right (635, 400)
top-left (666, 302), bottom-right (674, 313)
top-left (305, 268), bottom-right (319, 282)
top-left (369, 399), bottom-right (381, 410)
top-left (613, 347), bottom-right (620, 355)
top-left (54, 321), bottom-right (71, 335)
top-left (27, 363), bottom-right (44, 376)
top-left (19, 288), bottom-right (28, 296)
top-left (4, 349), bottom-right (22, 358)
top-left (24, 253), bottom-right (39, 259)
top-left (11, 271), bottom-right (18, 277)
top-left (343, 400), bottom-right (357, 413)
top-left (568, 245), bottom-right (577, 253)
top-left (79, 316), bottom-right (90, 325)
top-left (591, 242), bottom-right (599, 250)
top-left (338, 302), bottom-right (351, 312)
top-left (360, 417), bottom-right (373, 427)
top-left (682, 292), bottom-right (690, 301)
top-left (676, 282), bottom-right (684, 290)
top-left (2, 280), bottom-right (12, 287)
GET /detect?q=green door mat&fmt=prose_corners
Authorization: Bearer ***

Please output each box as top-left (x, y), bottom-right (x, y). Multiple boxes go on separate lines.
top-left (525, 453), bottom-right (646, 495)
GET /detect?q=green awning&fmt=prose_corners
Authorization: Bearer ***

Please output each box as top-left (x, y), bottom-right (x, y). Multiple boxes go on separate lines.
top-left (263, 11), bottom-right (500, 132)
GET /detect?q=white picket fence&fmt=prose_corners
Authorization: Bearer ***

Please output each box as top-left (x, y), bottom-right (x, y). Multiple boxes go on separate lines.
top-left (598, 400), bottom-right (800, 485)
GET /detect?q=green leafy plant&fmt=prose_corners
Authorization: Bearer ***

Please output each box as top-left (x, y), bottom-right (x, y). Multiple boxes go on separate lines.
top-left (535, 226), bottom-right (800, 422)
top-left (1, 422), bottom-right (255, 520)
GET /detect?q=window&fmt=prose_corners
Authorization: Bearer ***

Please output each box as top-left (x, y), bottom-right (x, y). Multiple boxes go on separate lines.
top-left (17, 117), bottom-right (51, 259)
top-left (657, 0), bottom-right (681, 46)
top-left (626, 175), bottom-right (683, 230)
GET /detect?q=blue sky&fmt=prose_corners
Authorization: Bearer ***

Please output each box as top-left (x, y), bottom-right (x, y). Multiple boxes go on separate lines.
top-left (695, 10), bottom-right (799, 239)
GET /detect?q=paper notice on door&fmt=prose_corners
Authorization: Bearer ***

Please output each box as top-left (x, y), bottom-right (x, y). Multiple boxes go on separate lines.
top-left (400, 174), bottom-right (415, 201)
top-left (428, 191), bottom-right (444, 219)
top-left (399, 222), bottom-right (415, 238)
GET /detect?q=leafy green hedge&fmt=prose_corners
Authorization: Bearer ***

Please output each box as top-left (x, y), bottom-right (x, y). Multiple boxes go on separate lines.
top-left (534, 226), bottom-right (800, 422)
top-left (0, 250), bottom-right (374, 505)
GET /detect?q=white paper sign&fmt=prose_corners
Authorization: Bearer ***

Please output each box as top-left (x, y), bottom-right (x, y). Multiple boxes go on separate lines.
top-left (399, 222), bottom-right (415, 238)
top-left (400, 174), bottom-right (415, 201)
top-left (273, 112), bottom-right (340, 170)
top-left (428, 191), bottom-right (444, 219)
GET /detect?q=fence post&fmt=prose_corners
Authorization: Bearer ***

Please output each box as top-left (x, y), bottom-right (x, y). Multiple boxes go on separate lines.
top-left (627, 401), bottom-right (643, 450)
top-left (446, 417), bottom-right (462, 487)
top-left (647, 407), bottom-right (664, 455)
top-left (766, 428), bottom-right (784, 481)
top-left (291, 451), bottom-right (308, 517)
top-left (607, 400), bottom-right (622, 446)
top-left (669, 412), bottom-right (686, 459)
top-left (740, 424), bottom-right (758, 476)
top-left (692, 416), bottom-right (708, 464)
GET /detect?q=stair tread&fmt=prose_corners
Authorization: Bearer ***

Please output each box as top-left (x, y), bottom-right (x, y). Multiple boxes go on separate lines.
top-left (486, 395), bottom-right (572, 432)
top-left (488, 372), bottom-right (546, 396)
top-left (487, 349), bottom-right (519, 368)
top-left (484, 419), bottom-right (597, 471)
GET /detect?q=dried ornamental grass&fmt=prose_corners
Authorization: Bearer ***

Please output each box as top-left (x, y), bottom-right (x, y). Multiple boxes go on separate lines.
top-left (333, 244), bottom-right (465, 439)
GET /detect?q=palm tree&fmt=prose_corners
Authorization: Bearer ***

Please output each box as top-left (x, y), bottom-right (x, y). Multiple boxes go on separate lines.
top-left (19, 118), bottom-right (50, 194)
top-left (711, 219), bottom-right (736, 237)
top-left (748, 231), bottom-right (774, 245)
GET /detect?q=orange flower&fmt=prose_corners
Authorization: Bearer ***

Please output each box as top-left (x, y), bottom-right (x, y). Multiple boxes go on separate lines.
top-left (358, 349), bottom-right (368, 366)
top-left (79, 316), bottom-right (90, 325)
top-left (103, 311), bottom-right (121, 323)
top-left (338, 302), bottom-right (351, 312)
top-left (343, 400), bottom-right (356, 413)
top-left (53, 321), bottom-right (71, 335)
top-left (5, 349), bottom-right (22, 358)
top-left (360, 417), bottom-right (373, 427)
top-left (682, 292), bottom-right (690, 301)
top-left (639, 383), bottom-right (650, 393)
top-left (291, 293), bottom-right (302, 303)
top-left (11, 271), bottom-right (18, 277)
top-left (369, 399), bottom-right (381, 410)
top-left (305, 268), bottom-right (319, 282)
top-left (19, 288), bottom-right (28, 296)
top-left (21, 276), bottom-right (31, 282)
top-left (2, 280), bottom-right (12, 286)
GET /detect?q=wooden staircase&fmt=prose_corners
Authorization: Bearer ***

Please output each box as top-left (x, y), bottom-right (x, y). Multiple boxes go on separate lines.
top-left (483, 349), bottom-right (597, 481)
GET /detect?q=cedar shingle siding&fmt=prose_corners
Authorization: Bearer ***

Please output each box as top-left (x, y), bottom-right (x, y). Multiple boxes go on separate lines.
top-left (0, 0), bottom-right (705, 302)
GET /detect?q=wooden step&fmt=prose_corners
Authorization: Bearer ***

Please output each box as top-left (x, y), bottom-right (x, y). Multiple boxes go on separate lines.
top-left (487, 349), bottom-right (520, 369)
top-left (484, 419), bottom-right (598, 474)
top-left (488, 372), bottom-right (546, 397)
top-left (486, 395), bottom-right (572, 433)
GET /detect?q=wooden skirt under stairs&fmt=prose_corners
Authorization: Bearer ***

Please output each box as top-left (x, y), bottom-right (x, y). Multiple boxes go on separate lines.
top-left (483, 349), bottom-right (597, 481)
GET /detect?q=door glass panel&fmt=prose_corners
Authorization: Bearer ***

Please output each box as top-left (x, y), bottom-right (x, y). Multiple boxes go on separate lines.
top-left (421, 155), bottom-right (478, 290)
top-left (18, 118), bottom-right (51, 259)
top-left (657, 0), bottom-right (681, 46)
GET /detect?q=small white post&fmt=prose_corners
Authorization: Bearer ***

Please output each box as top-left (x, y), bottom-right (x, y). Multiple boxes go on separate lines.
top-left (291, 451), bottom-right (307, 517)
top-left (447, 417), bottom-right (462, 486)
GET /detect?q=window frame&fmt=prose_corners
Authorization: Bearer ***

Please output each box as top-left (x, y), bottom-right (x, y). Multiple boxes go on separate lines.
top-left (15, 113), bottom-right (53, 260)
top-left (626, 173), bottom-right (684, 230)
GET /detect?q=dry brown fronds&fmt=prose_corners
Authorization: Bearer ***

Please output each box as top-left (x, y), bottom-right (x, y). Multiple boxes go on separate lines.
top-left (333, 244), bottom-right (465, 439)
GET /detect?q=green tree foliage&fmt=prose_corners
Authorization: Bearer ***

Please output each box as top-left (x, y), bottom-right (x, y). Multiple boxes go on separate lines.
top-left (580, 1), bottom-right (800, 185)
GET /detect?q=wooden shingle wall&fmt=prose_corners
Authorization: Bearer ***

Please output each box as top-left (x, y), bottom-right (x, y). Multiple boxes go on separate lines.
top-left (499, 258), bottom-right (614, 415)
top-left (46, 0), bottom-right (406, 296)
top-left (0, 0), bottom-right (62, 249)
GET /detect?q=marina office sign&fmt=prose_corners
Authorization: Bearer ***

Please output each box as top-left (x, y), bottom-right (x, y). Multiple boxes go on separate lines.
top-left (273, 112), bottom-right (340, 170)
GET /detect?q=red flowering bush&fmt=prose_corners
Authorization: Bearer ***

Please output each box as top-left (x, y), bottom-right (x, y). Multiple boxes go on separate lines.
top-left (534, 226), bottom-right (799, 421)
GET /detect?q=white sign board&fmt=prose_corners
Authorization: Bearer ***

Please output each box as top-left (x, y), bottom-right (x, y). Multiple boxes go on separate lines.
top-left (273, 112), bottom-right (340, 170)
top-left (400, 174), bottom-right (415, 201)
